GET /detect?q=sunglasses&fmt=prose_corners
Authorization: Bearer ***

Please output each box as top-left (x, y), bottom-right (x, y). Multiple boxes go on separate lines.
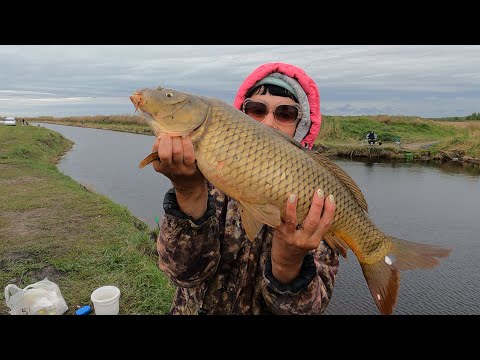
top-left (242, 98), bottom-right (303, 126)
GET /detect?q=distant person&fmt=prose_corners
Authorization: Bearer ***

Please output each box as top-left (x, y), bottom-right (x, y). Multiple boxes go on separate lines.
top-left (367, 131), bottom-right (377, 145)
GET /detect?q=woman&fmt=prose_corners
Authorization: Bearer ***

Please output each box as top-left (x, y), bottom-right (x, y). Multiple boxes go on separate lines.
top-left (152, 62), bottom-right (338, 315)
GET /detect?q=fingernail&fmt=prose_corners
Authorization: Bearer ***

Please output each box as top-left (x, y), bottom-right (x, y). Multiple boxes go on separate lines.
top-left (328, 194), bottom-right (335, 204)
top-left (289, 194), bottom-right (296, 204)
top-left (181, 135), bottom-right (188, 139)
top-left (317, 189), bottom-right (324, 198)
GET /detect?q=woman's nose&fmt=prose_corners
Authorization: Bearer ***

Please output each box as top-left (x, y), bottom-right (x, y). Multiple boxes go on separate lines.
top-left (261, 110), bottom-right (277, 127)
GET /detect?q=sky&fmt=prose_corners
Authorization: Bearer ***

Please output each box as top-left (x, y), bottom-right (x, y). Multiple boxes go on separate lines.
top-left (0, 45), bottom-right (479, 119)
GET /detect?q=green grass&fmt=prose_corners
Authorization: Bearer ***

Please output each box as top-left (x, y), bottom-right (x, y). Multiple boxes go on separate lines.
top-left (0, 125), bottom-right (175, 315)
top-left (319, 115), bottom-right (456, 143)
top-left (316, 115), bottom-right (480, 159)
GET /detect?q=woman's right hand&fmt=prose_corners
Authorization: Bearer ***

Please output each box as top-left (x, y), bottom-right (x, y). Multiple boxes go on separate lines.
top-left (152, 134), bottom-right (206, 193)
top-left (152, 134), bottom-right (208, 219)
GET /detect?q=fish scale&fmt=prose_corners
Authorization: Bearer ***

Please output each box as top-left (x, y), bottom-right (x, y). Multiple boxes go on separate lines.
top-left (131, 86), bottom-right (451, 315)
top-left (198, 100), bottom-right (338, 223)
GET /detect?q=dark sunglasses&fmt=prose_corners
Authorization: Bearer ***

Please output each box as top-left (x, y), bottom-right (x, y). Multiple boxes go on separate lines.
top-left (242, 98), bottom-right (303, 126)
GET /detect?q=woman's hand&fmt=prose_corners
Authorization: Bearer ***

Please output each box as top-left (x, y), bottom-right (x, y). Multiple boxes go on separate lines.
top-left (151, 134), bottom-right (207, 219)
top-left (271, 189), bottom-right (336, 284)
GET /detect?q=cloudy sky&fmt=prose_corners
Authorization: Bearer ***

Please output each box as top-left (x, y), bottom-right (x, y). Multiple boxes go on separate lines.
top-left (1, 45), bottom-right (479, 118)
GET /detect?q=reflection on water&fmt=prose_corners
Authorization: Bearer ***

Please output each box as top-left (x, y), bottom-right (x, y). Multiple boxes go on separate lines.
top-left (36, 123), bottom-right (480, 315)
top-left (356, 157), bottom-right (480, 177)
top-left (427, 160), bottom-right (480, 177)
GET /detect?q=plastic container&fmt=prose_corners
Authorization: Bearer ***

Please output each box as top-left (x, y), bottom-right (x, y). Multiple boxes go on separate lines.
top-left (90, 286), bottom-right (120, 315)
top-left (75, 305), bottom-right (92, 316)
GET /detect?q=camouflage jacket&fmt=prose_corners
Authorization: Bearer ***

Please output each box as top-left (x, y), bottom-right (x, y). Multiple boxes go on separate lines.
top-left (157, 185), bottom-right (339, 315)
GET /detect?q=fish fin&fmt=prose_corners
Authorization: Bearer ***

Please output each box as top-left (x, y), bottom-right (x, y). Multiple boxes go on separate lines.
top-left (361, 236), bottom-right (451, 315)
top-left (323, 232), bottom-right (349, 258)
top-left (306, 150), bottom-right (369, 212)
top-left (237, 203), bottom-right (265, 241)
top-left (139, 152), bottom-right (159, 169)
top-left (238, 202), bottom-right (281, 241)
top-left (242, 202), bottom-right (282, 228)
top-left (360, 260), bottom-right (400, 315)
top-left (389, 237), bottom-right (451, 270)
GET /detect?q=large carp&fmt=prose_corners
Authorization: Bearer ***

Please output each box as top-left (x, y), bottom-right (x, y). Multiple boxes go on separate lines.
top-left (130, 86), bottom-right (451, 315)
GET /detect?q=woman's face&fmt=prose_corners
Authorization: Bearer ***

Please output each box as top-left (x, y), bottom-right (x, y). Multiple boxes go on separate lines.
top-left (245, 93), bottom-right (299, 138)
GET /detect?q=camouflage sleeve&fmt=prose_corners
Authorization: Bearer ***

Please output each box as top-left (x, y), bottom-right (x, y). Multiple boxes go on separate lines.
top-left (261, 241), bottom-right (339, 315)
top-left (157, 188), bottom-right (220, 288)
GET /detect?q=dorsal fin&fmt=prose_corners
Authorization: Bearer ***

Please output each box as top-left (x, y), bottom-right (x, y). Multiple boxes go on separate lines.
top-left (306, 150), bottom-right (368, 212)
top-left (269, 128), bottom-right (368, 212)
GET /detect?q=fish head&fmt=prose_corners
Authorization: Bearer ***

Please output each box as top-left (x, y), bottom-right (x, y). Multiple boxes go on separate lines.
top-left (130, 87), bottom-right (210, 137)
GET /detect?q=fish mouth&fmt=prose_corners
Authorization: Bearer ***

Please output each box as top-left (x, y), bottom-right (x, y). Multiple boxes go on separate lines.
top-left (130, 92), bottom-right (143, 112)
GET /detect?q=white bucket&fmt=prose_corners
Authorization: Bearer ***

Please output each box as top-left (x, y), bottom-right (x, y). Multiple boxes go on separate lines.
top-left (90, 286), bottom-right (120, 315)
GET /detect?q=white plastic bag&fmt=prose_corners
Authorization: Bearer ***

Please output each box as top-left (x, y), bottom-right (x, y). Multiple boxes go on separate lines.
top-left (4, 277), bottom-right (68, 315)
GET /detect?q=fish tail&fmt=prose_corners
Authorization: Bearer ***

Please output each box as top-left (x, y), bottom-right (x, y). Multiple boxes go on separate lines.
top-left (361, 237), bottom-right (451, 315)
top-left (390, 237), bottom-right (451, 270)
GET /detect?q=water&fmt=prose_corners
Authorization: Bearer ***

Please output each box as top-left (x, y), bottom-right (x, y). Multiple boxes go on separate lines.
top-left (36, 123), bottom-right (480, 315)
top-left (321, 158), bottom-right (480, 315)
top-left (35, 123), bottom-right (171, 229)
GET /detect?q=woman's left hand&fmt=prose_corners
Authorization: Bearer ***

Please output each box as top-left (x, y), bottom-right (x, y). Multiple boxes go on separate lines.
top-left (271, 189), bottom-right (336, 284)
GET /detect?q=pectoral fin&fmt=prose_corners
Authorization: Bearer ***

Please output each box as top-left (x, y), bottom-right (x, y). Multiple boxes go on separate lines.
top-left (139, 152), bottom-right (160, 169)
top-left (238, 202), bottom-right (281, 241)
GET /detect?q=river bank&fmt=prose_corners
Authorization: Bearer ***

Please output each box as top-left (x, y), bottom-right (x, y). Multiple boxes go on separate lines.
top-left (313, 141), bottom-right (480, 165)
top-left (0, 125), bottom-right (174, 315)
top-left (28, 115), bottom-right (480, 165)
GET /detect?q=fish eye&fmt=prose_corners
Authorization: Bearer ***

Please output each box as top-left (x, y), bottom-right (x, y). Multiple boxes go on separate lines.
top-left (166, 92), bottom-right (174, 98)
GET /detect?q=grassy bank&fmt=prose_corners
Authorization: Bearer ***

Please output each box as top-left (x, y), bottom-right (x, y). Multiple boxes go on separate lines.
top-left (0, 125), bottom-right (175, 315)
top-left (317, 115), bottom-right (480, 161)
top-left (28, 114), bottom-right (480, 162)
top-left (29, 115), bottom-right (151, 135)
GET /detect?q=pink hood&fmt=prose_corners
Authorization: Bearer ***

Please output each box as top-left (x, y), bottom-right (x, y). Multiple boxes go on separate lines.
top-left (233, 62), bottom-right (321, 149)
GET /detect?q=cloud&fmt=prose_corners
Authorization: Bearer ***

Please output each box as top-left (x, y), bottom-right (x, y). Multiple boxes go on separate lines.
top-left (1, 45), bottom-right (479, 118)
